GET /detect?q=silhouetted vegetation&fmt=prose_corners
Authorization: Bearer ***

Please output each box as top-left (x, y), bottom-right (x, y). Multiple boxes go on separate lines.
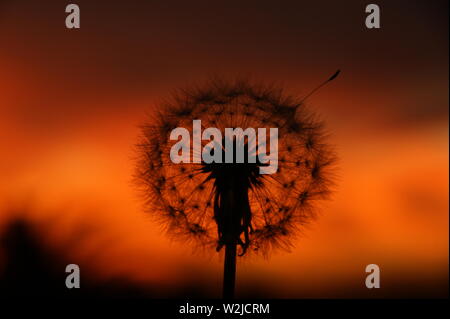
top-left (0, 218), bottom-right (211, 298)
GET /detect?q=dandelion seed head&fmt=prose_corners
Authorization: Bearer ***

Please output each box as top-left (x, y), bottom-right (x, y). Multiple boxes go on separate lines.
top-left (134, 78), bottom-right (337, 257)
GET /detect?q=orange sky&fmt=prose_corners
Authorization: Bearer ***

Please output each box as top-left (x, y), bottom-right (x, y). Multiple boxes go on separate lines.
top-left (0, 0), bottom-right (448, 297)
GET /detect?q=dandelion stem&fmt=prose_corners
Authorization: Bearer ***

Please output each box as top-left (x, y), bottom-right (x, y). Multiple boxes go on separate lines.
top-left (223, 243), bottom-right (236, 299)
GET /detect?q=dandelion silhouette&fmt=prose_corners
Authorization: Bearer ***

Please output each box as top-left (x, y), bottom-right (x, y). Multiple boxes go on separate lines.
top-left (135, 72), bottom-right (339, 298)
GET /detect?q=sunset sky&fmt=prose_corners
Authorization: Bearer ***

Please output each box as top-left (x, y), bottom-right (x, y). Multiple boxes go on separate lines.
top-left (0, 0), bottom-right (448, 297)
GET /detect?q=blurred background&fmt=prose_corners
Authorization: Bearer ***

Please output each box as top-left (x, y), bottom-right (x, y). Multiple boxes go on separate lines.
top-left (0, 0), bottom-right (448, 298)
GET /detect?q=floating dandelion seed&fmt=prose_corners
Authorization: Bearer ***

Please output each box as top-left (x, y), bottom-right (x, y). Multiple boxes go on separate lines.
top-left (134, 72), bottom-right (339, 298)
